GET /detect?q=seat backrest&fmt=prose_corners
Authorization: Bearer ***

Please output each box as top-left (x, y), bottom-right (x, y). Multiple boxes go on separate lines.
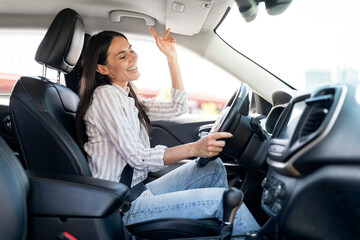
top-left (9, 8), bottom-right (91, 176)
top-left (0, 136), bottom-right (29, 240)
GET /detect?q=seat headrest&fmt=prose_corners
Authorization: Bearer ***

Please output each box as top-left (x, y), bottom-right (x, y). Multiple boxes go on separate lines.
top-left (35, 8), bottom-right (85, 74)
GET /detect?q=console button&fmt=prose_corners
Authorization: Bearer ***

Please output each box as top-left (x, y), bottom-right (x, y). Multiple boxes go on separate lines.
top-left (272, 201), bottom-right (282, 214)
top-left (261, 177), bottom-right (269, 188)
top-left (268, 144), bottom-right (285, 155)
top-left (274, 184), bottom-right (286, 198)
top-left (262, 190), bottom-right (273, 205)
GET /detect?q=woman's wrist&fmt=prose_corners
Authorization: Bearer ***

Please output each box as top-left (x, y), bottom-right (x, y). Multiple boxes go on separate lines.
top-left (166, 54), bottom-right (178, 63)
top-left (189, 141), bottom-right (198, 158)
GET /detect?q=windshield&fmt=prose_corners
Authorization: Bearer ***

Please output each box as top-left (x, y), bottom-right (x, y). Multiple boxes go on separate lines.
top-left (216, 0), bottom-right (360, 91)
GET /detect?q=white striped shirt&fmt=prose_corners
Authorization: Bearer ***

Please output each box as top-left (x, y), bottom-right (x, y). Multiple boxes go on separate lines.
top-left (83, 83), bottom-right (188, 186)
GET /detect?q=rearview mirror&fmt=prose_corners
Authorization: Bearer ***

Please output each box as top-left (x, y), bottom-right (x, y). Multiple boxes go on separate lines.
top-left (235, 0), bottom-right (258, 23)
top-left (265, 0), bottom-right (293, 15)
top-left (235, 0), bottom-right (292, 22)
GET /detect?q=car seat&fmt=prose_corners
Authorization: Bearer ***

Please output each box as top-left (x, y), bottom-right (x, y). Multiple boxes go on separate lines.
top-left (0, 134), bottom-right (130, 240)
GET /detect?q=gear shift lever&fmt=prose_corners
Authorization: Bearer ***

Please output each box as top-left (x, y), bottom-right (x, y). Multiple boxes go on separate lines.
top-left (220, 187), bottom-right (244, 240)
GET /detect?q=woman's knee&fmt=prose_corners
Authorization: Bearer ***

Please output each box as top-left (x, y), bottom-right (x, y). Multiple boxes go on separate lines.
top-left (209, 158), bottom-right (226, 172)
top-left (209, 158), bottom-right (228, 186)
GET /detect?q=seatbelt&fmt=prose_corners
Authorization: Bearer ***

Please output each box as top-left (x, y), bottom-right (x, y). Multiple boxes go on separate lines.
top-left (120, 164), bottom-right (146, 202)
top-left (120, 164), bottom-right (133, 187)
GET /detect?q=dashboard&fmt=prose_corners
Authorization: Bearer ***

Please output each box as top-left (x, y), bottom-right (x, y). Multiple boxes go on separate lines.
top-left (268, 85), bottom-right (346, 176)
top-left (260, 83), bottom-right (360, 239)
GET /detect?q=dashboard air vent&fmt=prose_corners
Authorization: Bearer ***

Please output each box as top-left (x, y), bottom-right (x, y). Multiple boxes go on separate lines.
top-left (300, 107), bottom-right (328, 137)
top-left (300, 93), bottom-right (334, 137)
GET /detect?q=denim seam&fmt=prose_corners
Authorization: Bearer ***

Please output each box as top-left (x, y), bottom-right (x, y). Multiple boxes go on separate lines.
top-left (185, 170), bottom-right (213, 189)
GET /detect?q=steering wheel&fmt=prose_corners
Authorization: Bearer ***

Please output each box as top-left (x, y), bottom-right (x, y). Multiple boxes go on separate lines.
top-left (196, 83), bottom-right (249, 167)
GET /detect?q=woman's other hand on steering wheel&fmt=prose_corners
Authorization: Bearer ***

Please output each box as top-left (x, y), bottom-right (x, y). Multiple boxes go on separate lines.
top-left (149, 27), bottom-right (177, 59)
top-left (194, 132), bottom-right (233, 158)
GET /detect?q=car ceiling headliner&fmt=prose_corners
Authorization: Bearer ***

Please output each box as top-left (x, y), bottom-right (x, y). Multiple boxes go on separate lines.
top-left (0, 0), bottom-right (233, 36)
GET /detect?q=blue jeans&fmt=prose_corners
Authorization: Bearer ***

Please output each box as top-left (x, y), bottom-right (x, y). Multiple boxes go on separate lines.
top-left (122, 158), bottom-right (260, 236)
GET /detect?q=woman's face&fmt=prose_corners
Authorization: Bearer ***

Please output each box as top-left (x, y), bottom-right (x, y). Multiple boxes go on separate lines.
top-left (97, 36), bottom-right (139, 88)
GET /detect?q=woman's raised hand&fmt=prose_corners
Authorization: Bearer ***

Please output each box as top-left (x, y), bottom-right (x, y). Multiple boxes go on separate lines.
top-left (149, 27), bottom-right (177, 59)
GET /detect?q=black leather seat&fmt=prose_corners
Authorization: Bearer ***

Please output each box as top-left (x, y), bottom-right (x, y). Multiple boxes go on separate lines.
top-left (10, 8), bottom-right (90, 175)
top-left (0, 137), bottom-right (29, 240)
top-left (9, 8), bottom-right (225, 239)
top-left (0, 135), bottom-right (129, 240)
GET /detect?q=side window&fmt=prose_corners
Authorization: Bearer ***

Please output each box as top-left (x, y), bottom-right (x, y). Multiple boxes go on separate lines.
top-left (130, 38), bottom-right (240, 116)
top-left (0, 31), bottom-right (65, 96)
top-left (0, 31), bottom-right (241, 116)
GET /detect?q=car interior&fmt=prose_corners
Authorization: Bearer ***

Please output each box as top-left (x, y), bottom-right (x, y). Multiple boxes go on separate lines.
top-left (1, 0), bottom-right (360, 240)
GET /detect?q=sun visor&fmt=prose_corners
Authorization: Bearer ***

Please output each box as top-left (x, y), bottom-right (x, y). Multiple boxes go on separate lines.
top-left (166, 0), bottom-right (213, 36)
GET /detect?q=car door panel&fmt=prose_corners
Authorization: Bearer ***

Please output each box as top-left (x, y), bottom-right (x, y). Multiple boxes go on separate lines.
top-left (150, 114), bottom-right (216, 148)
top-left (147, 114), bottom-right (215, 179)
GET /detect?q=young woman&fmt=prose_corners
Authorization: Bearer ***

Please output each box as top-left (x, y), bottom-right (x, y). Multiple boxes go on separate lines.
top-left (75, 27), bottom-right (259, 236)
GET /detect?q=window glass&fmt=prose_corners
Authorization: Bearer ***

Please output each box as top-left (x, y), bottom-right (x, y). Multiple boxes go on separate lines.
top-left (0, 31), bottom-right (241, 115)
top-left (216, 0), bottom-right (360, 91)
top-left (0, 30), bottom-right (65, 96)
top-left (128, 37), bottom-right (240, 115)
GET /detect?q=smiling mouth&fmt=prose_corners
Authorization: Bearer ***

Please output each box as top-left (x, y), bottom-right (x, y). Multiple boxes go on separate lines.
top-left (127, 66), bottom-right (138, 71)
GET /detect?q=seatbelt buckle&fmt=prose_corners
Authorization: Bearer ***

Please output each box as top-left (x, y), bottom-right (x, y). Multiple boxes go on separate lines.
top-left (120, 201), bottom-right (131, 213)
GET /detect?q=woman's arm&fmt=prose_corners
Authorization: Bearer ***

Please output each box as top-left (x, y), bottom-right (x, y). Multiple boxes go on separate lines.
top-left (149, 27), bottom-right (184, 91)
top-left (163, 132), bottom-right (233, 165)
top-left (140, 88), bottom-right (187, 120)
top-left (148, 28), bottom-right (233, 164)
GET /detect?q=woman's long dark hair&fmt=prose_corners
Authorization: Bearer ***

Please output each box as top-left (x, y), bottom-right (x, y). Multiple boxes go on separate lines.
top-left (75, 31), bottom-right (151, 154)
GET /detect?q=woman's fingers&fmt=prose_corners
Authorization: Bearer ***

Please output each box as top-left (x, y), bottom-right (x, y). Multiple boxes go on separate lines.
top-left (149, 27), bottom-right (176, 54)
top-left (213, 140), bottom-right (226, 148)
top-left (162, 28), bottom-right (171, 39)
top-left (149, 27), bottom-right (173, 42)
top-left (149, 27), bottom-right (160, 41)
top-left (210, 132), bottom-right (233, 141)
top-left (209, 146), bottom-right (223, 153)
top-left (167, 36), bottom-right (176, 44)
top-left (203, 132), bottom-right (232, 148)
top-left (196, 132), bottom-right (232, 157)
